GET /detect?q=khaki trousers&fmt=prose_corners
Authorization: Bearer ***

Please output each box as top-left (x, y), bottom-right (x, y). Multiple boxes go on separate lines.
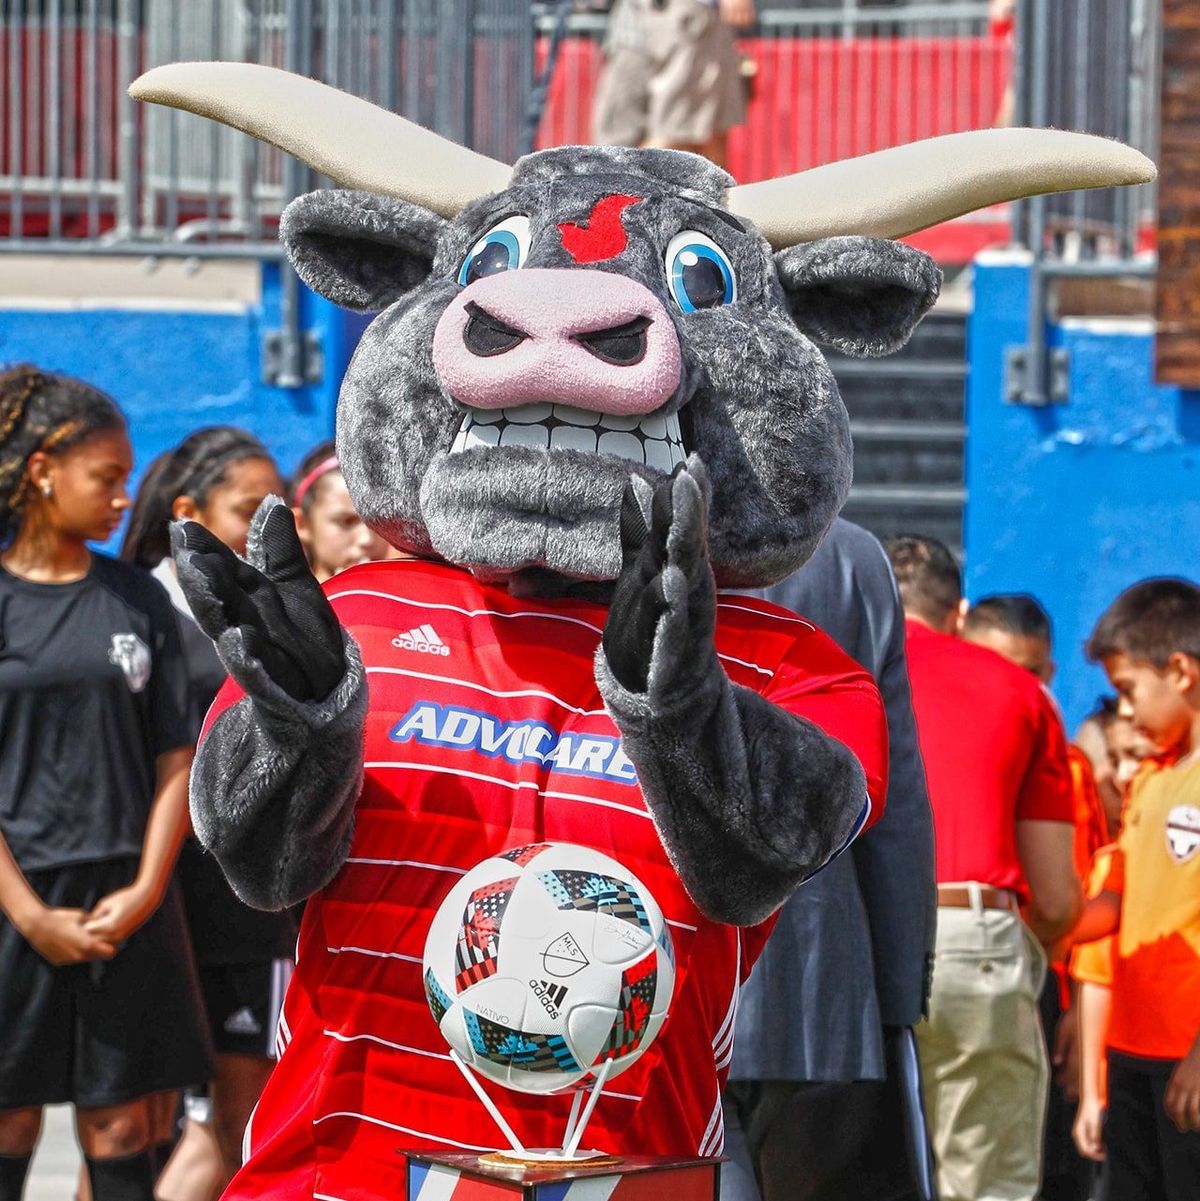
top-left (916, 888), bottom-right (1048, 1201)
top-left (593, 0), bottom-right (746, 147)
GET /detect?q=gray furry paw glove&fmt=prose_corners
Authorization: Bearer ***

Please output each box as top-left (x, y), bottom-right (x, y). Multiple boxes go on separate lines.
top-left (602, 456), bottom-right (718, 700)
top-left (171, 496), bottom-right (346, 703)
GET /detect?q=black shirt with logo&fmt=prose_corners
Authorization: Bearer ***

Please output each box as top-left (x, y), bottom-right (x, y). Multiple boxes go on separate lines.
top-left (150, 559), bottom-right (299, 965)
top-left (0, 554), bottom-right (192, 873)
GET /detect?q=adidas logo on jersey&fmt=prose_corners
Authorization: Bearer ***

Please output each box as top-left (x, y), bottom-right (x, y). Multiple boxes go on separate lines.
top-left (392, 624), bottom-right (450, 656)
top-left (224, 1006), bottom-right (263, 1036)
top-left (529, 979), bottom-right (568, 1019)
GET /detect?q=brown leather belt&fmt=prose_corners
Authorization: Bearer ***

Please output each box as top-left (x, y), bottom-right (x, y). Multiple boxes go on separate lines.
top-left (937, 884), bottom-right (1020, 912)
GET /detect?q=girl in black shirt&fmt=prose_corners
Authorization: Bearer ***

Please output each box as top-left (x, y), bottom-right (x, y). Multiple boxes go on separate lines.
top-left (0, 367), bottom-right (211, 1201)
top-left (122, 428), bottom-right (295, 1196)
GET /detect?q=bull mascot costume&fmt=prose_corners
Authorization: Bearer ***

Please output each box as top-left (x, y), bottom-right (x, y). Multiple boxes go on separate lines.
top-left (131, 62), bottom-right (1151, 1201)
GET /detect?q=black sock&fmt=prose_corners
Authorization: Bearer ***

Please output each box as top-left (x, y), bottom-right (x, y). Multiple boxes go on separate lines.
top-left (84, 1150), bottom-right (155, 1201)
top-left (0, 1153), bottom-right (32, 1201)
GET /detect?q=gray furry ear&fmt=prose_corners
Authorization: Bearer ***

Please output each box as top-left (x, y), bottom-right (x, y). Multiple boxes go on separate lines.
top-left (775, 236), bottom-right (941, 358)
top-left (280, 189), bottom-right (447, 312)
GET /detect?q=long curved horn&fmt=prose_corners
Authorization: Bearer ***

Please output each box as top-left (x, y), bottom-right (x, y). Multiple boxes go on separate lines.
top-left (727, 128), bottom-right (1156, 249)
top-left (129, 61), bottom-right (511, 217)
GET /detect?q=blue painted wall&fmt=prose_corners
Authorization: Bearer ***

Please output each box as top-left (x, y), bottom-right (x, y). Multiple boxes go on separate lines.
top-left (0, 263), bottom-right (367, 550)
top-left (5, 251), bottom-right (1197, 732)
top-left (965, 255), bottom-right (1200, 730)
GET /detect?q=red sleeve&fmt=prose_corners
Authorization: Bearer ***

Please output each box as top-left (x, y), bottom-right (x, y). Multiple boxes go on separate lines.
top-left (1014, 687), bottom-right (1075, 823)
top-left (200, 672), bottom-right (246, 740)
top-left (765, 627), bottom-right (889, 833)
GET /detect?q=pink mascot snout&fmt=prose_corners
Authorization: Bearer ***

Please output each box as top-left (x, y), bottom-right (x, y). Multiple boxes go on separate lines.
top-left (432, 268), bottom-right (683, 416)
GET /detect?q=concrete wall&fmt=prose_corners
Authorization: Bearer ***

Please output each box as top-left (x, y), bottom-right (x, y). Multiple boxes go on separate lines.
top-left (0, 260), bottom-right (367, 551)
top-left (4, 250), bottom-right (1196, 732)
top-left (966, 253), bottom-right (1200, 730)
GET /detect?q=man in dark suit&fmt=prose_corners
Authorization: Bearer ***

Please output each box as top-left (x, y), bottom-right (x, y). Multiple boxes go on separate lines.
top-left (723, 518), bottom-right (938, 1201)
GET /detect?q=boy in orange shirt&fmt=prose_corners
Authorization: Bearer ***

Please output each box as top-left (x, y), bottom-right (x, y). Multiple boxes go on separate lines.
top-left (1073, 578), bottom-right (1200, 1199)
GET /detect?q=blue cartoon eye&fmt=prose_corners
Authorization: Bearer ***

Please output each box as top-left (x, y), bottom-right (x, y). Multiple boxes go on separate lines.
top-left (458, 215), bottom-right (532, 286)
top-left (664, 230), bottom-right (736, 312)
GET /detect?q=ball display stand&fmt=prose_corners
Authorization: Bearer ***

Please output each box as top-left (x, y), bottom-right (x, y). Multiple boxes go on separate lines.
top-left (448, 1050), bottom-right (616, 1163)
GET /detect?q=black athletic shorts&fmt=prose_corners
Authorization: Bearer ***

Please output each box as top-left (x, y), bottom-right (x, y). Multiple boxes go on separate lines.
top-left (0, 858), bottom-right (215, 1109)
top-left (199, 959), bottom-right (293, 1058)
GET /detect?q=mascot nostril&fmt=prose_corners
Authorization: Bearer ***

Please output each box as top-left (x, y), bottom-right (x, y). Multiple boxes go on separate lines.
top-left (130, 59), bottom-right (1154, 1193)
top-left (462, 301), bottom-right (528, 358)
top-left (574, 315), bottom-right (651, 367)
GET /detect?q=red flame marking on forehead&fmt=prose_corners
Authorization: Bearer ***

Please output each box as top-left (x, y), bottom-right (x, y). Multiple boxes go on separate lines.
top-left (558, 194), bottom-right (642, 264)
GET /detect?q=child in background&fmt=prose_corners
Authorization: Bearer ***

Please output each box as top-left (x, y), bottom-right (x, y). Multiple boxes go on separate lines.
top-left (1070, 703), bottom-right (1156, 1163)
top-left (0, 367), bottom-right (211, 1201)
top-left (122, 428), bottom-right (294, 1200)
top-left (1074, 710), bottom-right (1124, 840)
top-left (1101, 696), bottom-right (1160, 799)
top-left (1072, 579), bottom-right (1200, 1199)
top-left (289, 441), bottom-right (395, 583)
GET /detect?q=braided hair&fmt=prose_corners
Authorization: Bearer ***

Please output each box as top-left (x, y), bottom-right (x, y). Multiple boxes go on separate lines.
top-left (121, 426), bottom-right (273, 568)
top-left (0, 365), bottom-right (126, 548)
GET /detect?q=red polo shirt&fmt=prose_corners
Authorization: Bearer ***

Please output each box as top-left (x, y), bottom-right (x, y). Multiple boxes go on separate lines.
top-left (904, 619), bottom-right (1074, 897)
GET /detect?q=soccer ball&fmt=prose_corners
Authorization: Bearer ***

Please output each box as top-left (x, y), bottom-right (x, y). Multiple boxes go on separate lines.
top-left (422, 842), bottom-right (675, 1094)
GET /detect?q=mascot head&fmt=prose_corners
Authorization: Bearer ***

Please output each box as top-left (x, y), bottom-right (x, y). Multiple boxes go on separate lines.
top-left (132, 64), bottom-right (1153, 590)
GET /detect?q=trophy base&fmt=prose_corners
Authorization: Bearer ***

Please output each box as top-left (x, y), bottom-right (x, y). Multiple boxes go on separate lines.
top-left (479, 1149), bottom-right (621, 1169)
top-left (407, 1151), bottom-right (722, 1199)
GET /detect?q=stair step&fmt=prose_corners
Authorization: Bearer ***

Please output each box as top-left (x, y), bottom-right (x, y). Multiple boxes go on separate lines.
top-left (849, 419), bottom-right (966, 443)
top-left (841, 500), bottom-right (964, 555)
top-left (829, 358), bottom-right (966, 380)
top-left (847, 484), bottom-right (966, 507)
top-left (838, 376), bottom-right (965, 422)
top-left (824, 311), bottom-right (968, 554)
top-left (851, 445), bottom-right (964, 488)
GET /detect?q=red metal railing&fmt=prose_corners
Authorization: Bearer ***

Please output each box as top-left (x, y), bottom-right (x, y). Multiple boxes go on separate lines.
top-left (535, 33), bottom-right (1014, 262)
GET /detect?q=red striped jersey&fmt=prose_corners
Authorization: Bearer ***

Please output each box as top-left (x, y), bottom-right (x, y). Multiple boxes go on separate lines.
top-left (206, 559), bottom-right (886, 1201)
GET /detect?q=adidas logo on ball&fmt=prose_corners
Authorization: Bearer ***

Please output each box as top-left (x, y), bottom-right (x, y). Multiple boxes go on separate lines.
top-left (393, 624), bottom-right (450, 656)
top-left (529, 979), bottom-right (569, 1019)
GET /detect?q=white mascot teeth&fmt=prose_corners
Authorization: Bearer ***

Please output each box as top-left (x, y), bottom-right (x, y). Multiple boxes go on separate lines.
top-left (450, 403), bottom-right (686, 468)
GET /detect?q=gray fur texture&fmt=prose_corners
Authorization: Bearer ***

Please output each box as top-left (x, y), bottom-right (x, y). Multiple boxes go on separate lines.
top-left (282, 191), bottom-right (446, 312)
top-left (173, 498), bottom-right (369, 907)
top-left (598, 653), bottom-right (867, 925)
top-left (776, 235), bottom-right (941, 358)
top-left (190, 634), bottom-right (367, 909)
top-left (596, 459), bottom-right (867, 923)
top-left (281, 145), bottom-right (942, 589)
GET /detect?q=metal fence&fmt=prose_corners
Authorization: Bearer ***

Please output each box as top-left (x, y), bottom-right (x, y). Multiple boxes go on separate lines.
top-left (536, 2), bottom-right (1005, 181)
top-left (0, 0), bottom-right (1162, 286)
top-left (1004, 0), bottom-right (1160, 405)
top-left (1, 0), bottom-right (536, 252)
top-left (1, 0), bottom-right (1015, 257)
